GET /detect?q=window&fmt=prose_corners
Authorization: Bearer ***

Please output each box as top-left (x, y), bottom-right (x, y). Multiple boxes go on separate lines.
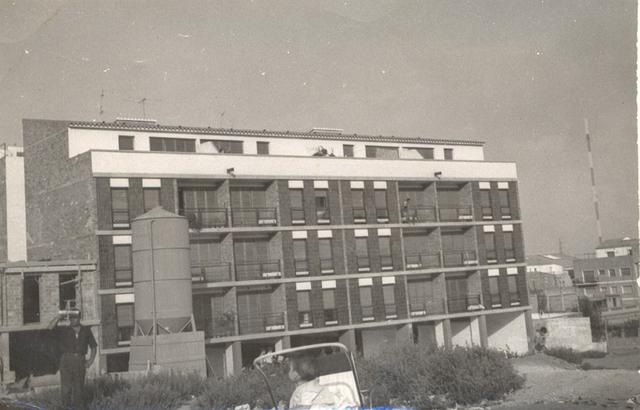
top-left (484, 233), bottom-right (497, 263)
top-left (111, 188), bottom-right (130, 228)
top-left (383, 284), bottom-right (397, 318)
top-left (315, 190), bottom-right (330, 223)
top-left (479, 190), bottom-right (492, 219)
top-left (598, 269), bottom-right (606, 277)
top-left (319, 238), bottom-right (334, 273)
top-left (356, 237), bottom-right (370, 272)
top-left (59, 273), bottom-right (77, 310)
top-left (293, 239), bottom-right (308, 275)
top-left (201, 139), bottom-right (243, 154)
top-left (405, 147), bottom-right (434, 159)
top-left (621, 267), bottom-right (632, 276)
top-left (149, 137), bottom-right (196, 152)
top-left (257, 141), bottom-right (269, 155)
top-left (609, 268), bottom-right (617, 277)
top-left (23, 275), bottom-right (40, 324)
top-left (499, 190), bottom-right (511, 219)
top-left (489, 276), bottom-right (501, 307)
top-left (323, 289), bottom-right (337, 324)
top-left (297, 291), bottom-right (312, 327)
top-left (503, 231), bottom-right (515, 261)
top-left (607, 251), bottom-right (615, 258)
top-left (622, 285), bottom-right (633, 295)
top-left (583, 270), bottom-right (596, 282)
top-left (365, 146), bottom-right (399, 159)
top-left (290, 189), bottom-right (304, 224)
top-left (351, 189), bottom-right (366, 222)
top-left (118, 135), bottom-right (134, 150)
top-left (444, 148), bottom-right (453, 160)
top-left (359, 286), bottom-right (374, 320)
top-left (343, 145), bottom-right (354, 157)
top-left (114, 245), bottom-right (133, 286)
top-left (116, 303), bottom-right (134, 344)
top-left (374, 190), bottom-right (389, 222)
top-left (379, 236), bottom-right (393, 270)
top-left (507, 276), bottom-right (519, 305)
top-left (143, 188), bottom-right (161, 212)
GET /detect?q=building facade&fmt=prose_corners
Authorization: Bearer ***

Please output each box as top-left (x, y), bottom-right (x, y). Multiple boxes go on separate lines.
top-left (2, 118), bottom-right (531, 378)
top-left (526, 254), bottom-right (577, 314)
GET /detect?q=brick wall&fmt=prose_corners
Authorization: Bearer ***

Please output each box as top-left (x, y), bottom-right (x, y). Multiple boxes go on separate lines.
top-left (277, 181), bottom-right (291, 226)
top-left (98, 236), bottom-right (115, 289)
top-left (328, 181), bottom-right (342, 225)
top-left (81, 269), bottom-right (98, 321)
top-left (6, 274), bottom-right (23, 326)
top-left (160, 178), bottom-right (176, 213)
top-left (95, 178), bottom-right (111, 230)
top-left (129, 178), bottom-right (145, 220)
top-left (39, 274), bottom-right (59, 324)
top-left (101, 295), bottom-right (118, 348)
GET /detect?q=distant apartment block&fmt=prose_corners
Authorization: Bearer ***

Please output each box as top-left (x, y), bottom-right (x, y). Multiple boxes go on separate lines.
top-left (0, 118), bottom-right (532, 380)
top-left (526, 254), bottom-right (577, 313)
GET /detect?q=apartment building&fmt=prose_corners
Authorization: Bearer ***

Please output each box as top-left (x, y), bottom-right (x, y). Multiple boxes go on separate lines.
top-left (1, 118), bottom-right (531, 378)
top-left (526, 254), bottom-right (577, 314)
top-left (573, 238), bottom-right (640, 324)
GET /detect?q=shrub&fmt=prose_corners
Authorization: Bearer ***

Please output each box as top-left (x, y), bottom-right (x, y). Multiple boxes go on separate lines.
top-left (545, 347), bottom-right (582, 364)
top-left (580, 350), bottom-right (607, 359)
top-left (356, 343), bottom-right (524, 409)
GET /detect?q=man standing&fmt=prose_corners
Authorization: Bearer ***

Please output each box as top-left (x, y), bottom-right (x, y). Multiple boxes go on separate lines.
top-left (48, 309), bottom-right (97, 409)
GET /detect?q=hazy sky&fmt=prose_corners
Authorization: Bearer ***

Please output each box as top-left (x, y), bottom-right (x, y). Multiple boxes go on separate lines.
top-left (0, 0), bottom-right (636, 255)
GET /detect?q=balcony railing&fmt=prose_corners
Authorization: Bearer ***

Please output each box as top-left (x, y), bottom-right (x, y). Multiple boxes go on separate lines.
top-left (438, 206), bottom-right (473, 222)
top-left (481, 206), bottom-right (493, 220)
top-left (489, 293), bottom-right (502, 308)
top-left (235, 260), bottom-right (282, 281)
top-left (320, 258), bottom-right (334, 274)
top-left (447, 294), bottom-right (482, 313)
top-left (376, 208), bottom-right (389, 222)
top-left (509, 292), bottom-right (521, 306)
top-left (357, 256), bottom-right (370, 272)
top-left (231, 207), bottom-right (278, 227)
top-left (112, 209), bottom-right (130, 228)
top-left (443, 250), bottom-right (478, 267)
top-left (294, 259), bottom-right (309, 275)
top-left (401, 206), bottom-right (437, 223)
top-left (115, 268), bottom-right (133, 286)
top-left (206, 314), bottom-right (237, 338)
top-left (117, 327), bottom-right (133, 344)
top-left (191, 262), bottom-right (232, 283)
top-left (181, 208), bottom-right (228, 229)
top-left (324, 309), bottom-right (338, 325)
top-left (352, 207), bottom-right (367, 223)
top-left (291, 208), bottom-right (305, 224)
top-left (575, 276), bottom-right (599, 285)
top-left (405, 253), bottom-right (441, 270)
top-left (380, 255), bottom-right (394, 271)
top-left (361, 305), bottom-right (375, 321)
top-left (316, 209), bottom-right (331, 224)
top-left (384, 303), bottom-right (398, 319)
top-left (238, 312), bottom-right (286, 335)
top-left (409, 298), bottom-right (446, 316)
top-left (500, 207), bottom-right (512, 219)
top-left (505, 249), bottom-right (516, 262)
top-left (485, 250), bottom-right (498, 263)
top-left (298, 311), bottom-right (313, 328)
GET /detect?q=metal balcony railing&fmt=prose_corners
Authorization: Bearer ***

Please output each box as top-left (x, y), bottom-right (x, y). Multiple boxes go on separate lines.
top-left (401, 206), bottom-right (437, 223)
top-left (207, 314), bottom-right (237, 338)
top-left (238, 312), bottom-right (286, 335)
top-left (405, 253), bottom-right (441, 270)
top-left (361, 305), bottom-right (375, 321)
top-left (509, 292), bottom-right (521, 306)
top-left (112, 209), bottom-right (130, 228)
top-left (447, 293), bottom-right (482, 313)
top-left (298, 311), bottom-right (313, 328)
top-left (376, 208), bottom-right (389, 222)
top-left (352, 207), bottom-right (367, 223)
top-left (324, 309), bottom-right (338, 325)
top-left (485, 250), bottom-right (498, 263)
top-left (320, 258), bottom-right (334, 274)
top-left (384, 303), bottom-right (398, 319)
top-left (357, 256), bottom-right (371, 272)
top-left (181, 208), bottom-right (228, 229)
top-left (191, 262), bottom-right (232, 283)
top-left (294, 259), bottom-right (309, 275)
top-left (409, 298), bottom-right (446, 316)
top-left (442, 250), bottom-right (478, 267)
top-left (231, 207), bottom-right (278, 227)
top-left (500, 206), bottom-right (513, 219)
top-left (489, 293), bottom-right (502, 308)
top-left (380, 255), bottom-right (394, 271)
top-left (438, 206), bottom-right (473, 222)
top-left (235, 260), bottom-right (282, 281)
top-left (480, 206), bottom-right (493, 220)
top-left (505, 249), bottom-right (516, 262)
top-left (291, 208), bottom-right (305, 224)
top-left (316, 208), bottom-right (331, 224)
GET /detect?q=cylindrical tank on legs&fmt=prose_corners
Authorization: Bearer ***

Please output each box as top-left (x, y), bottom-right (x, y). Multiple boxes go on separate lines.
top-left (131, 207), bottom-right (193, 335)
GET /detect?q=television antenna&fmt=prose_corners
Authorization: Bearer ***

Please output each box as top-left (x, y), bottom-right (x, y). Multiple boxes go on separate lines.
top-left (122, 96), bottom-right (162, 118)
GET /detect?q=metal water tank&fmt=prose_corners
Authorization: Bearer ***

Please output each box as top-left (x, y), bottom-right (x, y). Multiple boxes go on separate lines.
top-left (131, 207), bottom-right (193, 335)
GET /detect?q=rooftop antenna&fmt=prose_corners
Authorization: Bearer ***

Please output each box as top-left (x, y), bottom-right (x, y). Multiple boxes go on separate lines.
top-left (584, 118), bottom-right (603, 244)
top-left (122, 97), bottom-right (162, 118)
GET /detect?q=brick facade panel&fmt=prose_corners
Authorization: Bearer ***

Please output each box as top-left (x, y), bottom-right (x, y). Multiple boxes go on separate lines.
top-left (303, 181), bottom-right (316, 225)
top-left (99, 235), bottom-right (115, 289)
top-left (340, 181), bottom-right (354, 223)
top-left (160, 178), bottom-right (176, 213)
top-left (101, 295), bottom-right (118, 348)
top-left (328, 181), bottom-right (342, 225)
top-left (277, 181), bottom-right (291, 226)
top-left (128, 178), bottom-right (144, 220)
top-left (95, 178), bottom-right (111, 230)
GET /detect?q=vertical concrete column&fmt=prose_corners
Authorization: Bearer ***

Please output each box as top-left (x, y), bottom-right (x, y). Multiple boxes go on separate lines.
top-left (224, 341), bottom-right (243, 377)
top-left (470, 316), bottom-right (482, 346)
top-left (39, 274), bottom-right (60, 323)
top-left (524, 310), bottom-right (535, 353)
top-left (6, 275), bottom-right (23, 326)
top-left (442, 319), bottom-right (452, 349)
top-left (0, 332), bottom-right (14, 383)
top-left (276, 336), bottom-right (291, 351)
top-left (81, 270), bottom-right (98, 321)
top-left (478, 315), bottom-right (489, 348)
top-left (434, 320), bottom-right (445, 347)
top-left (339, 329), bottom-right (357, 352)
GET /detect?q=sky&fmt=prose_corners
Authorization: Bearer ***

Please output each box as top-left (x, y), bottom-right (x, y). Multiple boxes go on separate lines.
top-left (0, 0), bottom-right (636, 256)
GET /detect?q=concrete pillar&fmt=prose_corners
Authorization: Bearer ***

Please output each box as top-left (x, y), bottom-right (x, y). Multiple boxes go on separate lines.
top-left (478, 315), bottom-right (488, 347)
top-left (434, 320), bottom-right (446, 347)
top-left (224, 341), bottom-right (242, 376)
top-left (524, 310), bottom-right (534, 353)
top-left (470, 317), bottom-right (481, 346)
top-left (0, 332), bottom-right (14, 383)
top-left (276, 336), bottom-right (291, 351)
top-left (442, 319), bottom-right (452, 349)
top-left (39, 274), bottom-right (60, 324)
top-left (339, 329), bottom-right (357, 352)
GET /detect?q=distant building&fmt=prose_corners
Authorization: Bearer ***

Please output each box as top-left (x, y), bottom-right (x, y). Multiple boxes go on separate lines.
top-left (526, 253), bottom-right (577, 313)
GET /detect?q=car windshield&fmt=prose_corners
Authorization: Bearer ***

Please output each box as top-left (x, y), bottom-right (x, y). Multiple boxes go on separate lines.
top-left (253, 344), bottom-right (361, 409)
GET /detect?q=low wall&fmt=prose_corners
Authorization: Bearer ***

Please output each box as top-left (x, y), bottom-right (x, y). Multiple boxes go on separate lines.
top-left (534, 316), bottom-right (595, 351)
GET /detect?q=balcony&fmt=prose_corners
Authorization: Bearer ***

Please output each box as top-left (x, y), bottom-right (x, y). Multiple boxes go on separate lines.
top-left (291, 208), bottom-right (305, 225)
top-left (442, 250), bottom-right (478, 267)
top-left (376, 208), bottom-right (390, 223)
top-left (191, 262), bottom-right (232, 283)
top-left (405, 253), bottom-right (441, 270)
top-left (447, 293), bottom-right (482, 313)
top-left (438, 206), bottom-right (473, 222)
top-left (384, 303), bottom-right (398, 319)
top-left (401, 206), bottom-right (437, 223)
top-left (409, 298), bottom-right (446, 316)
top-left (320, 258), bottom-right (334, 274)
top-left (380, 255), bottom-right (394, 271)
top-left (357, 256), bottom-right (371, 272)
top-left (485, 250), bottom-right (498, 263)
top-left (352, 208), bottom-right (367, 223)
top-left (574, 276), bottom-right (599, 286)
top-left (231, 208), bottom-right (278, 227)
top-left (316, 209), bottom-right (331, 224)
top-left (298, 311), bottom-right (313, 328)
top-left (238, 312), bottom-right (286, 335)
top-left (500, 206), bottom-right (512, 220)
top-left (481, 207), bottom-right (493, 220)
top-left (206, 314), bottom-right (237, 338)
top-left (235, 260), bottom-right (282, 281)
top-left (505, 249), bottom-right (516, 262)
top-left (181, 208), bottom-right (228, 229)
top-left (509, 292), bottom-right (521, 306)
top-left (361, 305), bottom-right (375, 321)
top-left (324, 309), bottom-right (338, 325)
top-left (294, 259), bottom-right (309, 276)
top-left (112, 209), bottom-right (130, 229)
top-left (117, 326), bottom-right (133, 345)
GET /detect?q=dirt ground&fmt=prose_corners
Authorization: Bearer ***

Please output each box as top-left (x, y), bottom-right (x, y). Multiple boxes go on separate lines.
top-left (494, 353), bottom-right (640, 409)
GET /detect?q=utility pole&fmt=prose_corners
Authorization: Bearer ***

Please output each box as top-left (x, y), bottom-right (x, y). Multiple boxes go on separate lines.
top-left (584, 119), bottom-right (603, 244)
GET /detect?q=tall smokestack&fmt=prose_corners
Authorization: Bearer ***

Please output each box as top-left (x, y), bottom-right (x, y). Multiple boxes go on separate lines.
top-left (584, 119), bottom-right (603, 244)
